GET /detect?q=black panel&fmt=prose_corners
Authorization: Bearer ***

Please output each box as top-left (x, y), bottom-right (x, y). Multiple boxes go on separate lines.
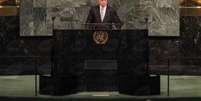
top-left (39, 75), bottom-right (78, 96)
top-left (118, 31), bottom-right (149, 95)
top-left (149, 75), bottom-right (160, 95)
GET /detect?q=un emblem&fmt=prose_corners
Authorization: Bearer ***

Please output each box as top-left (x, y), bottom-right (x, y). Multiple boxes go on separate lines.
top-left (93, 31), bottom-right (109, 45)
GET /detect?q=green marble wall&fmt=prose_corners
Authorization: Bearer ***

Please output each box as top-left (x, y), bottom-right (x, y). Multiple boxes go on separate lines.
top-left (20, 0), bottom-right (180, 36)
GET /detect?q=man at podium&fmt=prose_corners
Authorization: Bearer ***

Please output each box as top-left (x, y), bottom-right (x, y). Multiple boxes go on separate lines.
top-left (86, 0), bottom-right (123, 30)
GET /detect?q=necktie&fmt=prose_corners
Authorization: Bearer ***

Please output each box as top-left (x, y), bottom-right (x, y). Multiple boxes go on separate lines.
top-left (100, 7), bottom-right (104, 22)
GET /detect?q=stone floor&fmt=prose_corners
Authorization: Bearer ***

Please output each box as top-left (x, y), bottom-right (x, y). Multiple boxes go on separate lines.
top-left (0, 75), bottom-right (201, 97)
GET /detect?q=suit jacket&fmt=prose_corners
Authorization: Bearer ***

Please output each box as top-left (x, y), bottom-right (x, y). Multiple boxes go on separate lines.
top-left (86, 5), bottom-right (123, 30)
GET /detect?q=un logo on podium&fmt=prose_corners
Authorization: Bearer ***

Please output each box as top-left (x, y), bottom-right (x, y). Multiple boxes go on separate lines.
top-left (93, 31), bottom-right (109, 45)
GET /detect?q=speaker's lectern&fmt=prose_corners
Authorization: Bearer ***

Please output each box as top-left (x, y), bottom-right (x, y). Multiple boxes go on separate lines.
top-left (39, 28), bottom-right (151, 96)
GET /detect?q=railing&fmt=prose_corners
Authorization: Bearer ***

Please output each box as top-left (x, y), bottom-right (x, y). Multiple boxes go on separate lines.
top-left (0, 56), bottom-right (52, 96)
top-left (1, 56), bottom-right (201, 96)
top-left (149, 57), bottom-right (201, 96)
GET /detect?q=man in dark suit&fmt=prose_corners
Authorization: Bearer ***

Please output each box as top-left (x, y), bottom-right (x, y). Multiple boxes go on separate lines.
top-left (86, 0), bottom-right (123, 30)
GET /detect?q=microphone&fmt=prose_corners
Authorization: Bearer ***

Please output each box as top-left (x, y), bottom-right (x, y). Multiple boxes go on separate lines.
top-left (52, 17), bottom-right (56, 29)
top-left (51, 16), bottom-right (56, 76)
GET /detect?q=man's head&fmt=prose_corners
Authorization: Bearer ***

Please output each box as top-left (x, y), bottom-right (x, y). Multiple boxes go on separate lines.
top-left (98, 0), bottom-right (108, 7)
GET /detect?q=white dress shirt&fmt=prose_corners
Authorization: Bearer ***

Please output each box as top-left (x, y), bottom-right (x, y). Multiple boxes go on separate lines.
top-left (100, 6), bottom-right (107, 22)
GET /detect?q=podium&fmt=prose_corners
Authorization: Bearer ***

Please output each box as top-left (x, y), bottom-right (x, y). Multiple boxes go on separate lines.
top-left (40, 29), bottom-right (151, 96)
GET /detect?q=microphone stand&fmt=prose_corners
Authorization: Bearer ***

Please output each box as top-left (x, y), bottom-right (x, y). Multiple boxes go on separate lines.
top-left (51, 17), bottom-right (56, 77)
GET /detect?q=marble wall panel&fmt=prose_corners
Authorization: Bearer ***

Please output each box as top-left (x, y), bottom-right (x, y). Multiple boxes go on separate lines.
top-left (0, 16), bottom-right (52, 75)
top-left (20, 0), bottom-right (34, 36)
top-left (20, 0), bottom-right (180, 36)
top-left (149, 16), bottom-right (201, 75)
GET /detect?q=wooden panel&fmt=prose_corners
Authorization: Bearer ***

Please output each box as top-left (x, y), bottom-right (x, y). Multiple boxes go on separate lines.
top-left (181, 7), bottom-right (201, 16)
top-left (0, 6), bottom-right (19, 16)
